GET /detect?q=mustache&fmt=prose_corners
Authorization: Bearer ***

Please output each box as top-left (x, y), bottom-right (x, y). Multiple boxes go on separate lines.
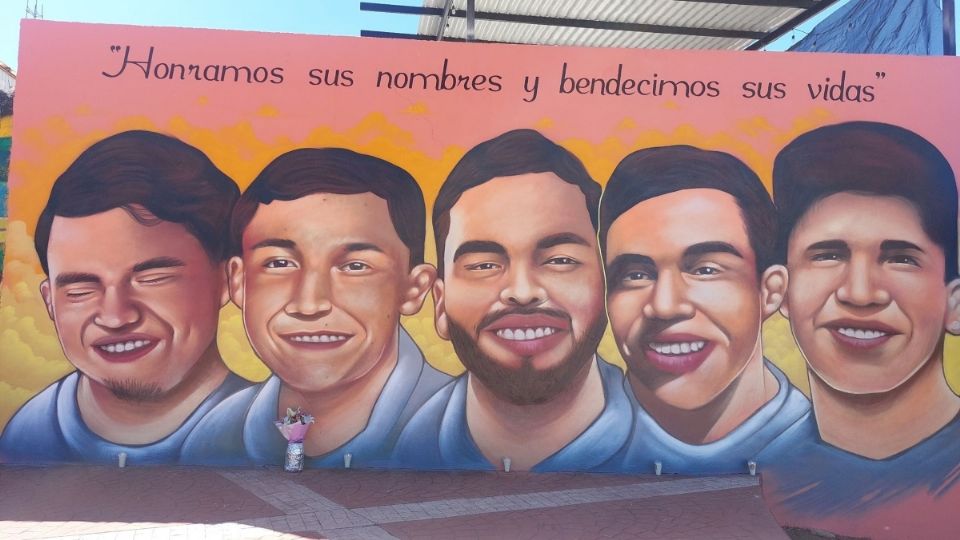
top-left (476, 306), bottom-right (572, 332)
top-left (638, 317), bottom-right (691, 342)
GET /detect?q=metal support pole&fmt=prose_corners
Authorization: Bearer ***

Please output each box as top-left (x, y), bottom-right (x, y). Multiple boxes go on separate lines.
top-left (466, 0), bottom-right (476, 42)
top-left (436, 0), bottom-right (454, 41)
top-left (944, 0), bottom-right (956, 55)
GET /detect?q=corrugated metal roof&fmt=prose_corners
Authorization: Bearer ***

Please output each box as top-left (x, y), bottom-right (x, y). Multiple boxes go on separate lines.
top-left (399, 0), bottom-right (835, 50)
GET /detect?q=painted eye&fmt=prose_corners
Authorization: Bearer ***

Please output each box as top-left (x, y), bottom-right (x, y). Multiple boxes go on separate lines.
top-left (65, 290), bottom-right (95, 300)
top-left (341, 261), bottom-right (371, 272)
top-left (691, 266), bottom-right (720, 276)
top-left (545, 256), bottom-right (579, 266)
top-left (466, 262), bottom-right (500, 271)
top-left (137, 274), bottom-right (176, 285)
top-left (623, 271), bottom-right (653, 282)
top-left (887, 255), bottom-right (920, 267)
top-left (265, 259), bottom-right (297, 269)
top-left (811, 252), bottom-right (843, 262)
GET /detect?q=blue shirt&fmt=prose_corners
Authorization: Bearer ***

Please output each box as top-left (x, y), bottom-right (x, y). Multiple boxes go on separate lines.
top-left (758, 408), bottom-right (960, 518)
top-left (0, 370), bottom-right (250, 464)
top-left (391, 357), bottom-right (633, 472)
top-left (607, 359), bottom-right (810, 475)
top-left (180, 327), bottom-right (451, 468)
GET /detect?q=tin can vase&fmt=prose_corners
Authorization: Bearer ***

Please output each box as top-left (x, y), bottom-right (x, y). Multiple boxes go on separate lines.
top-left (284, 441), bottom-right (305, 472)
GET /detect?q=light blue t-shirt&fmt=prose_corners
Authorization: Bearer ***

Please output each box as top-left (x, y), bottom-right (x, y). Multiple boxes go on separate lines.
top-left (391, 357), bottom-right (633, 472)
top-left (0, 370), bottom-right (250, 464)
top-left (607, 359), bottom-right (810, 475)
top-left (180, 327), bottom-right (451, 468)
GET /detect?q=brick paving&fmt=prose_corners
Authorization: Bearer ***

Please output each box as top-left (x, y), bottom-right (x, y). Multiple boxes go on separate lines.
top-left (0, 465), bottom-right (787, 539)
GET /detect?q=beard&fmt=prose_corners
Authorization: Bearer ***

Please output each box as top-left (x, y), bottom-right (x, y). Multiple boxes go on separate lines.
top-left (103, 379), bottom-right (165, 402)
top-left (446, 307), bottom-right (607, 406)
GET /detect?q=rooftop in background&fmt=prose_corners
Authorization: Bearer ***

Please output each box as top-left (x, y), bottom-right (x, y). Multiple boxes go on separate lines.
top-left (0, 61), bottom-right (15, 94)
top-left (361, 0), bottom-right (844, 51)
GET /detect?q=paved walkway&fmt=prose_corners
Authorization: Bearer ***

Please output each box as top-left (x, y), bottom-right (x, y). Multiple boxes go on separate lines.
top-left (0, 465), bottom-right (787, 539)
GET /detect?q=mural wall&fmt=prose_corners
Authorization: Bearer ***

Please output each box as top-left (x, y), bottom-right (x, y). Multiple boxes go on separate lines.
top-left (0, 20), bottom-right (958, 537)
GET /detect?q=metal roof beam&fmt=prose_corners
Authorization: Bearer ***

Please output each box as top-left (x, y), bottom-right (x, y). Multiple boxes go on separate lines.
top-left (673, 0), bottom-right (818, 8)
top-left (360, 29), bottom-right (520, 45)
top-left (360, 2), bottom-right (768, 40)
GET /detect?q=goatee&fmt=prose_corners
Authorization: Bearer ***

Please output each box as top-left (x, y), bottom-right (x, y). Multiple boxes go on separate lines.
top-left (446, 308), bottom-right (607, 405)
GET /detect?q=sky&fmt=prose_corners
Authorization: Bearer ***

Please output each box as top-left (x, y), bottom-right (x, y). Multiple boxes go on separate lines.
top-left (0, 0), bottom-right (422, 71)
top-left (0, 0), bottom-right (957, 73)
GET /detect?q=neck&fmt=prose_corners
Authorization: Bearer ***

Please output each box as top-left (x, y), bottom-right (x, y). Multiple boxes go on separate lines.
top-left (810, 344), bottom-right (960, 459)
top-left (78, 343), bottom-right (230, 445)
top-left (631, 340), bottom-right (777, 444)
top-left (280, 330), bottom-right (400, 457)
top-left (466, 357), bottom-right (604, 471)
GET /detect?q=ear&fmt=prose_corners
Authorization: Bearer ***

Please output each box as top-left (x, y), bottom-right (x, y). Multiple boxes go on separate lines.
top-left (399, 263), bottom-right (438, 316)
top-left (432, 278), bottom-right (450, 341)
top-left (217, 261), bottom-right (231, 307)
top-left (761, 265), bottom-right (789, 320)
top-left (39, 279), bottom-right (55, 321)
top-left (945, 278), bottom-right (960, 336)
top-left (227, 256), bottom-right (245, 308)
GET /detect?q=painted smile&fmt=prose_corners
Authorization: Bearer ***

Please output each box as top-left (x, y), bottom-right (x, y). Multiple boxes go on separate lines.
top-left (643, 333), bottom-right (714, 375)
top-left (92, 335), bottom-right (159, 363)
top-left (824, 320), bottom-right (898, 351)
top-left (494, 327), bottom-right (559, 341)
top-left (485, 312), bottom-right (570, 357)
top-left (282, 331), bottom-right (353, 349)
top-left (649, 340), bottom-right (707, 355)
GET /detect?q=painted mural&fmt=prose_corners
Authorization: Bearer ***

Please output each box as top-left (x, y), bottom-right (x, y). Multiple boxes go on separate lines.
top-left (0, 19), bottom-right (958, 538)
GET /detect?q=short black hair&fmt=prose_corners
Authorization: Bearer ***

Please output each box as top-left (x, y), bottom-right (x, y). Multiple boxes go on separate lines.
top-left (433, 129), bottom-right (601, 275)
top-left (774, 121), bottom-right (958, 281)
top-left (600, 145), bottom-right (777, 275)
top-left (35, 130), bottom-right (239, 274)
top-left (232, 148), bottom-right (426, 267)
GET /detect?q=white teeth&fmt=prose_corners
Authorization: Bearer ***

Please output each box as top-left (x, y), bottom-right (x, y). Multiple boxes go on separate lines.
top-left (99, 340), bottom-right (151, 354)
top-left (650, 341), bottom-right (706, 355)
top-left (495, 327), bottom-right (557, 341)
top-left (290, 334), bottom-right (348, 343)
top-left (837, 328), bottom-right (887, 340)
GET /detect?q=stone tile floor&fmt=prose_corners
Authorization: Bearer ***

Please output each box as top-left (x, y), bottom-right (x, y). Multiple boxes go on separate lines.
top-left (0, 465), bottom-right (788, 539)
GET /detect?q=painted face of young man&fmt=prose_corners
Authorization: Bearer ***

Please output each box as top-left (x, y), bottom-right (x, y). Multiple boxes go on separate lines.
top-left (231, 192), bottom-right (434, 394)
top-left (435, 172), bottom-right (607, 405)
top-left (782, 192), bottom-right (960, 395)
top-left (605, 189), bottom-right (785, 410)
top-left (40, 207), bottom-right (227, 401)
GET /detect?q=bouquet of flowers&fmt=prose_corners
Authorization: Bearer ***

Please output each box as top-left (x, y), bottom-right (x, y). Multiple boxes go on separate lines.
top-left (275, 407), bottom-right (315, 443)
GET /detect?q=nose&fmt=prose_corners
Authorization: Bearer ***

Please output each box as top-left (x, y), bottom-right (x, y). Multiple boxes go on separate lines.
top-left (836, 255), bottom-right (891, 307)
top-left (94, 285), bottom-right (141, 329)
top-left (284, 269), bottom-right (333, 318)
top-left (499, 264), bottom-right (547, 307)
top-left (642, 270), bottom-right (695, 321)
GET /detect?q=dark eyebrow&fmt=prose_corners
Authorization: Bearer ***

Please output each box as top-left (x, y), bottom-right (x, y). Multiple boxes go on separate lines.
top-left (344, 242), bottom-right (385, 254)
top-left (606, 253), bottom-right (656, 278)
top-left (251, 238), bottom-right (297, 251)
top-left (805, 240), bottom-right (849, 252)
top-left (880, 240), bottom-right (925, 253)
top-left (55, 272), bottom-right (101, 288)
top-left (535, 232), bottom-right (591, 251)
top-left (453, 240), bottom-right (507, 262)
top-left (132, 257), bottom-right (186, 273)
top-left (683, 242), bottom-right (743, 260)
